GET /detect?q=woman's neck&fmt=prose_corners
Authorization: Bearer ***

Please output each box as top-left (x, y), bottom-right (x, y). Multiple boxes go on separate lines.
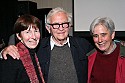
top-left (103, 42), bottom-right (116, 55)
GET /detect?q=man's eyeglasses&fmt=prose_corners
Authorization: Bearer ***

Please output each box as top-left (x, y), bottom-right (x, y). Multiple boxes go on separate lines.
top-left (48, 22), bottom-right (70, 29)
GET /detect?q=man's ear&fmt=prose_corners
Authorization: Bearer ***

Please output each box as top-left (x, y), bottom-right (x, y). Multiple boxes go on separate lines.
top-left (16, 33), bottom-right (21, 40)
top-left (46, 25), bottom-right (51, 33)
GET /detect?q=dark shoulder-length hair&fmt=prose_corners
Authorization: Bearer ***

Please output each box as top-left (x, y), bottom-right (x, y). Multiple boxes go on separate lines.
top-left (13, 14), bottom-right (40, 34)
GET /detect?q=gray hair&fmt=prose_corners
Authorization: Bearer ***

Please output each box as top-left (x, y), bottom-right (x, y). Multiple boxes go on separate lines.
top-left (90, 17), bottom-right (115, 35)
top-left (46, 7), bottom-right (72, 25)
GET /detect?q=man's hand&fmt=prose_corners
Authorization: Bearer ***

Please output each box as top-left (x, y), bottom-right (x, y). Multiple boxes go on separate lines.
top-left (2, 45), bottom-right (20, 60)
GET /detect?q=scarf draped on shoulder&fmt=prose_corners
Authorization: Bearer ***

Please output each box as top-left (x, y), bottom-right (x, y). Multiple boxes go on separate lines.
top-left (16, 42), bottom-right (45, 83)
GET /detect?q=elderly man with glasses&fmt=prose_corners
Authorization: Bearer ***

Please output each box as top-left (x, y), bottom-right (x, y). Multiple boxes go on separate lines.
top-left (1, 7), bottom-right (94, 83)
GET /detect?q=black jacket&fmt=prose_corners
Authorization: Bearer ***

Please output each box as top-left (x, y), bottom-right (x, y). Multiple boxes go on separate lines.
top-left (37, 36), bottom-right (94, 83)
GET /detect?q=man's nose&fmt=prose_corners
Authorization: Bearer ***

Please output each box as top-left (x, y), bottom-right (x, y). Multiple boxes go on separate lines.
top-left (58, 25), bottom-right (64, 30)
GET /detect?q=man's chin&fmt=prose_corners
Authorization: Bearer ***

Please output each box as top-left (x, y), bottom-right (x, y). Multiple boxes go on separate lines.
top-left (57, 36), bottom-right (66, 40)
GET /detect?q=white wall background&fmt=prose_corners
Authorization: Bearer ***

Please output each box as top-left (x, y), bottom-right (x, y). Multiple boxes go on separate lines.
top-left (74, 0), bottom-right (125, 31)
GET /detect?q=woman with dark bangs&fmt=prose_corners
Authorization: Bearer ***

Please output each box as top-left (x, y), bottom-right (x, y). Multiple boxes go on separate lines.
top-left (1, 14), bottom-right (45, 83)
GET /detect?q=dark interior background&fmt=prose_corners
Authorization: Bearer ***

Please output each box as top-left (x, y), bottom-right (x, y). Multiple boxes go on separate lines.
top-left (0, 0), bottom-right (52, 50)
top-left (0, 0), bottom-right (18, 46)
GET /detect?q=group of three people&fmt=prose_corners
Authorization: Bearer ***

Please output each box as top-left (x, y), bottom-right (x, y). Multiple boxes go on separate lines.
top-left (1, 7), bottom-right (125, 83)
